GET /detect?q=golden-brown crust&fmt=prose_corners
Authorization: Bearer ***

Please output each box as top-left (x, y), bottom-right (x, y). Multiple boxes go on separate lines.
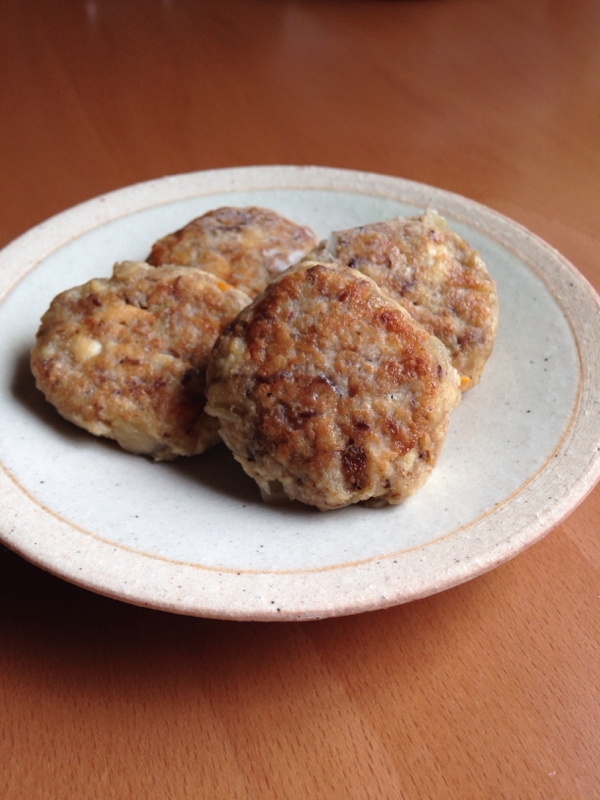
top-left (206, 262), bottom-right (461, 510)
top-left (31, 261), bottom-right (251, 460)
top-left (312, 211), bottom-right (499, 390)
top-left (147, 206), bottom-right (318, 299)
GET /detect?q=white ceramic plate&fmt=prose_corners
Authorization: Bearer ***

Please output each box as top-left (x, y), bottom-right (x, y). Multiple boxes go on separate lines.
top-left (1, 166), bottom-right (600, 621)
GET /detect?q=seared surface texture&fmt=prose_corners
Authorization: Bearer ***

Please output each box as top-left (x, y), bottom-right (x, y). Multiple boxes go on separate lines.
top-left (206, 262), bottom-right (461, 510)
top-left (148, 206), bottom-right (318, 298)
top-left (311, 211), bottom-right (498, 390)
top-left (31, 261), bottom-right (251, 460)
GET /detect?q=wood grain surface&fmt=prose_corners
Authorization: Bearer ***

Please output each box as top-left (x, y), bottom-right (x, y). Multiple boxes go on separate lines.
top-left (1, 1), bottom-right (599, 797)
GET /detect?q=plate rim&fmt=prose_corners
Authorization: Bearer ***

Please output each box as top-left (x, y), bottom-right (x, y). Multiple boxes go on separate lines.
top-left (2, 164), bottom-right (600, 621)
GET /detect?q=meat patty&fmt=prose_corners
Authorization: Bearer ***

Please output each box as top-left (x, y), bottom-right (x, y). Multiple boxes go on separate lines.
top-left (309, 210), bottom-right (499, 390)
top-left (205, 262), bottom-right (462, 510)
top-left (31, 261), bottom-right (251, 460)
top-left (147, 206), bottom-right (318, 299)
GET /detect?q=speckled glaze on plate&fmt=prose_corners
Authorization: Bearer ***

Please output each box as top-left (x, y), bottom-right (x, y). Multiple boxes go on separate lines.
top-left (1, 166), bottom-right (599, 621)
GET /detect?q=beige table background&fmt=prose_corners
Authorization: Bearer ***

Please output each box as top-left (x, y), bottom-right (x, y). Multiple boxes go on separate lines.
top-left (1, 1), bottom-right (599, 797)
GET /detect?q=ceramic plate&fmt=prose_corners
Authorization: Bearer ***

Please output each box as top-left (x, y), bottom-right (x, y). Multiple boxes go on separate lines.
top-left (1, 166), bottom-right (600, 621)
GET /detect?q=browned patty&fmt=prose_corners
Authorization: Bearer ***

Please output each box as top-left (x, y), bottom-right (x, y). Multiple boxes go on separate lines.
top-left (31, 261), bottom-right (251, 460)
top-left (206, 262), bottom-right (462, 510)
top-left (147, 206), bottom-right (318, 299)
top-left (310, 210), bottom-right (499, 390)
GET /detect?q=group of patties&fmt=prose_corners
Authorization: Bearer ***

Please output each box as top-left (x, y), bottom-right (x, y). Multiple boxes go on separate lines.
top-left (31, 205), bottom-right (498, 511)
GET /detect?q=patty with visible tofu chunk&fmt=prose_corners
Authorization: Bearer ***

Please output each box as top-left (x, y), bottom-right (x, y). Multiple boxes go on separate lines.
top-left (148, 206), bottom-right (318, 299)
top-left (31, 261), bottom-right (251, 460)
top-left (205, 262), bottom-right (462, 510)
top-left (309, 211), bottom-right (498, 390)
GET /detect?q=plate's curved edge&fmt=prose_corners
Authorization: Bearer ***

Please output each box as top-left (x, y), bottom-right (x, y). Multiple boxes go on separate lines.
top-left (1, 441), bottom-right (597, 623)
top-left (2, 165), bottom-right (600, 620)
top-left (2, 338), bottom-right (600, 622)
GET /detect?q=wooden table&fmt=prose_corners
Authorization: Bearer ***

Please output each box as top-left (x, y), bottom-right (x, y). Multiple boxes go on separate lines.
top-left (2, 1), bottom-right (599, 797)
